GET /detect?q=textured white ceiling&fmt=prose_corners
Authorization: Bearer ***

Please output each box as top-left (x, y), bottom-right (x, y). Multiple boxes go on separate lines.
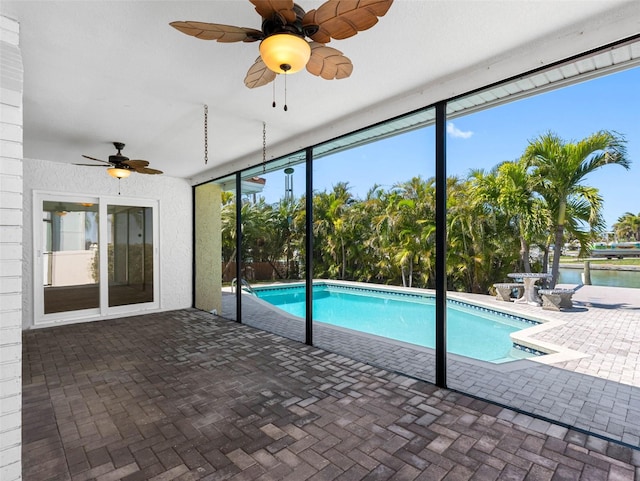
top-left (2, 0), bottom-right (639, 183)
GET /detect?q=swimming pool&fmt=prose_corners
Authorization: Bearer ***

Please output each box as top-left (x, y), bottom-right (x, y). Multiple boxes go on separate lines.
top-left (253, 283), bottom-right (545, 363)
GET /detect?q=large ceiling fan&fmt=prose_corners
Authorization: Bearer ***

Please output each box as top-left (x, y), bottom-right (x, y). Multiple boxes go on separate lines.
top-left (78, 142), bottom-right (163, 178)
top-left (170, 0), bottom-right (394, 89)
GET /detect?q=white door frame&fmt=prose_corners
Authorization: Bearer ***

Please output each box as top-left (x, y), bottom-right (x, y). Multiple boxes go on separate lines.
top-left (33, 190), bottom-right (160, 327)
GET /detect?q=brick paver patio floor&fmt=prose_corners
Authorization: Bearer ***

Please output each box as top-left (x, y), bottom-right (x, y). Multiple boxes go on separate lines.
top-left (223, 284), bottom-right (640, 446)
top-left (22, 309), bottom-right (639, 480)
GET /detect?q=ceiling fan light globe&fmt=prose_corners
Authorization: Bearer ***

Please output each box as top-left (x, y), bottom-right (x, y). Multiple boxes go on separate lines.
top-left (107, 167), bottom-right (131, 179)
top-left (259, 33), bottom-right (311, 74)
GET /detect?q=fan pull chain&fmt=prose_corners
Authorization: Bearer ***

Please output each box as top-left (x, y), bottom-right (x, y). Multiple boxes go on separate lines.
top-left (204, 104), bottom-right (209, 165)
top-left (269, 74), bottom-right (289, 111)
top-left (284, 74), bottom-right (288, 112)
top-left (272, 78), bottom-right (276, 108)
top-left (118, 178), bottom-right (121, 196)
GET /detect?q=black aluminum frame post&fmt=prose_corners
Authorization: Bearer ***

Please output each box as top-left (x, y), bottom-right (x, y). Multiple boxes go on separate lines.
top-left (191, 185), bottom-right (197, 308)
top-left (235, 173), bottom-right (242, 323)
top-left (305, 147), bottom-right (314, 345)
top-left (435, 101), bottom-right (447, 388)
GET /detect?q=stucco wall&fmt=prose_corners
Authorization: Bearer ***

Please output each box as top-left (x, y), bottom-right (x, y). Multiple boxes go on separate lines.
top-left (0, 14), bottom-right (23, 481)
top-left (22, 157), bottom-right (193, 328)
top-left (194, 182), bottom-right (222, 313)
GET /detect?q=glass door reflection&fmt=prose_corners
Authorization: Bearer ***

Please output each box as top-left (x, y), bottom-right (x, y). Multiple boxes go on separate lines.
top-left (43, 201), bottom-right (99, 314)
top-left (108, 204), bottom-right (154, 307)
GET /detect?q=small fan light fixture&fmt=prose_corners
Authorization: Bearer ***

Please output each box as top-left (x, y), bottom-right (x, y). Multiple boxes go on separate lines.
top-left (79, 142), bottom-right (162, 194)
top-left (107, 166), bottom-right (131, 179)
top-left (259, 33), bottom-right (311, 74)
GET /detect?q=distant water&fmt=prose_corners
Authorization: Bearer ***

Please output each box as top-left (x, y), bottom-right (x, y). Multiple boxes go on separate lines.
top-left (558, 267), bottom-right (640, 288)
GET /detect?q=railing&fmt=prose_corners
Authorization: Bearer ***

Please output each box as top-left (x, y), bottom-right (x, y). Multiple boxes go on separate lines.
top-left (230, 278), bottom-right (256, 295)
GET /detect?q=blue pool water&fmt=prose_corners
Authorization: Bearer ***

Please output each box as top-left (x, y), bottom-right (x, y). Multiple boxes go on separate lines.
top-left (253, 283), bottom-right (542, 363)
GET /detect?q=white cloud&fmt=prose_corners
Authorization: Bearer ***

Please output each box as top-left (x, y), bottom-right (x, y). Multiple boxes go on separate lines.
top-left (447, 122), bottom-right (473, 139)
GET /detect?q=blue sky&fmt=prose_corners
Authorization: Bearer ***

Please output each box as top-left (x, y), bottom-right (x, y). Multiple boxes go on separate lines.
top-left (256, 66), bottom-right (639, 230)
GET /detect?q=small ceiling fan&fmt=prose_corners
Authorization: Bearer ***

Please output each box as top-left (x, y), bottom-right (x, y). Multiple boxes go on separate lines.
top-left (78, 142), bottom-right (163, 178)
top-left (170, 0), bottom-right (394, 89)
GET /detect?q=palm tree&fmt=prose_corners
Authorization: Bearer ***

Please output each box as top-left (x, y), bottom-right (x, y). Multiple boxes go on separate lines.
top-left (448, 176), bottom-right (517, 293)
top-left (613, 212), bottom-right (640, 242)
top-left (470, 160), bottom-right (549, 274)
top-left (313, 182), bottom-right (354, 280)
top-left (272, 197), bottom-right (305, 279)
top-left (447, 176), bottom-right (485, 291)
top-left (348, 186), bottom-right (382, 283)
top-left (374, 177), bottom-right (436, 288)
top-left (220, 197), bottom-right (238, 279)
top-left (525, 130), bottom-right (630, 287)
top-left (220, 196), bottom-right (276, 280)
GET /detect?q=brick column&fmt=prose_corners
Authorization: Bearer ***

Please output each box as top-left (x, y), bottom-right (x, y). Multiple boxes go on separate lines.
top-left (0, 14), bottom-right (23, 481)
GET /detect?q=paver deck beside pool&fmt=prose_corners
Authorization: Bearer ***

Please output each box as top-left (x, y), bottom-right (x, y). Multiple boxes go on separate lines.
top-left (223, 284), bottom-right (640, 447)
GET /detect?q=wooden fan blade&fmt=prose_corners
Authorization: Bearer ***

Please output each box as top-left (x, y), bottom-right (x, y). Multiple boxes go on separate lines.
top-left (135, 167), bottom-right (163, 175)
top-left (249, 0), bottom-right (296, 23)
top-left (244, 57), bottom-right (277, 89)
top-left (122, 159), bottom-right (150, 168)
top-left (303, 0), bottom-right (393, 44)
top-left (170, 21), bottom-right (263, 43)
top-left (81, 154), bottom-right (110, 164)
top-left (306, 42), bottom-right (353, 80)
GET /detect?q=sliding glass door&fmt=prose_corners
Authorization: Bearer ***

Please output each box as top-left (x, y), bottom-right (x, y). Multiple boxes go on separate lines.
top-left (35, 193), bottom-right (158, 325)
